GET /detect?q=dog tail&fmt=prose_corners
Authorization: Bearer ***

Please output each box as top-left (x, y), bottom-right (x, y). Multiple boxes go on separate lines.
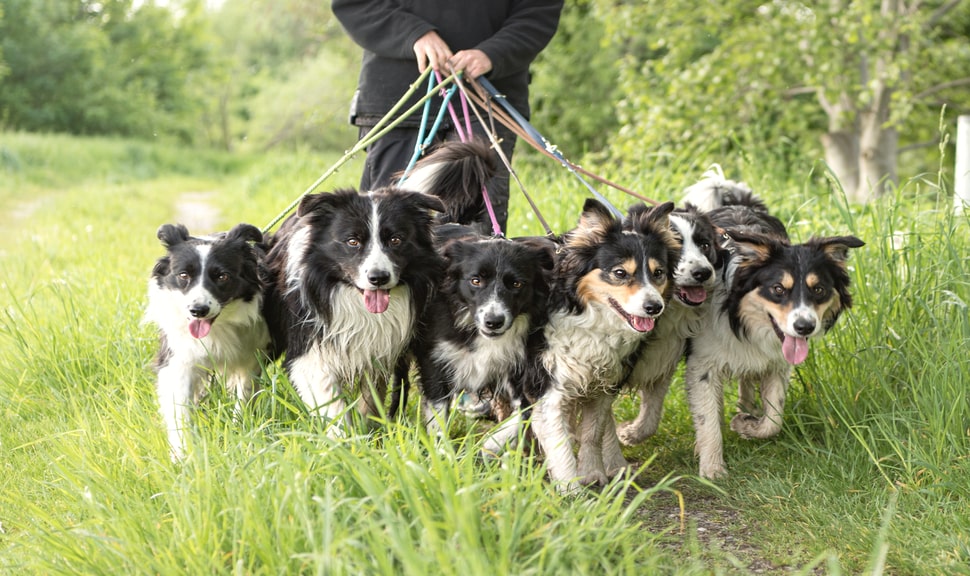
top-left (682, 164), bottom-right (765, 213)
top-left (399, 139), bottom-right (497, 226)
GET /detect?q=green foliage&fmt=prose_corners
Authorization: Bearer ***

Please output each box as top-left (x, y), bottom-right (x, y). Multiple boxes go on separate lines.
top-left (529, 0), bottom-right (621, 156)
top-left (0, 0), bottom-right (218, 141)
top-left (596, 0), bottom-right (970, 185)
top-left (200, 0), bottom-right (360, 152)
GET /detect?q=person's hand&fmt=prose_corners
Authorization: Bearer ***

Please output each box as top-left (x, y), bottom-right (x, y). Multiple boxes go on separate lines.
top-left (413, 31), bottom-right (453, 73)
top-left (447, 49), bottom-right (493, 79)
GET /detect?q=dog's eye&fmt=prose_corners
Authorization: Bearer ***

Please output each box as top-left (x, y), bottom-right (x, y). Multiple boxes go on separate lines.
top-left (770, 284), bottom-right (787, 296)
top-left (388, 236), bottom-right (403, 247)
top-left (216, 272), bottom-right (230, 283)
top-left (812, 285), bottom-right (826, 297)
top-left (177, 272), bottom-right (191, 282)
top-left (611, 268), bottom-right (628, 280)
top-left (652, 268), bottom-right (666, 280)
top-left (511, 280), bottom-right (524, 290)
top-left (470, 276), bottom-right (482, 287)
top-left (699, 242), bottom-right (711, 252)
top-left (347, 237), bottom-right (360, 248)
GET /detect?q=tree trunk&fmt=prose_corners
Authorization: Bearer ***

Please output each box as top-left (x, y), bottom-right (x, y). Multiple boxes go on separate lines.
top-left (821, 130), bottom-right (860, 198)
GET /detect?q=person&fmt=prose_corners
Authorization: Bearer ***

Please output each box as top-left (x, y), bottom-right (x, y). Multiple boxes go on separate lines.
top-left (332, 0), bottom-right (564, 234)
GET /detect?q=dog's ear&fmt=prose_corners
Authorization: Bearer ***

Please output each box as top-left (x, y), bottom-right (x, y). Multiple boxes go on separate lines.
top-left (569, 198), bottom-right (617, 247)
top-left (724, 229), bottom-right (778, 267)
top-left (441, 239), bottom-right (471, 264)
top-left (813, 235), bottom-right (865, 265)
top-left (226, 223), bottom-right (263, 244)
top-left (297, 189), bottom-right (355, 218)
top-left (157, 224), bottom-right (190, 248)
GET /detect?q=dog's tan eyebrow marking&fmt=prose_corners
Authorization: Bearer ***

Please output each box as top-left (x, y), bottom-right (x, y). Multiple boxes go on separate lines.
top-left (780, 272), bottom-right (794, 290)
top-left (648, 258), bottom-right (664, 274)
top-left (805, 272), bottom-right (820, 288)
top-left (616, 258), bottom-right (637, 277)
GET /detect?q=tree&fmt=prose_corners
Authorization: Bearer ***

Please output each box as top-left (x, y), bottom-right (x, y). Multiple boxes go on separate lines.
top-left (0, 0), bottom-right (220, 142)
top-left (600, 0), bottom-right (970, 202)
top-left (203, 0), bottom-right (359, 151)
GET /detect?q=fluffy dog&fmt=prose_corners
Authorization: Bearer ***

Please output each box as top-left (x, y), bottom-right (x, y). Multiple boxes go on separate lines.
top-left (683, 180), bottom-right (864, 478)
top-left (260, 140), bottom-right (492, 431)
top-left (261, 188), bottom-right (444, 433)
top-left (603, 203), bottom-right (726, 473)
top-left (530, 199), bottom-right (679, 491)
top-left (411, 231), bottom-right (555, 453)
top-left (144, 223), bottom-right (269, 460)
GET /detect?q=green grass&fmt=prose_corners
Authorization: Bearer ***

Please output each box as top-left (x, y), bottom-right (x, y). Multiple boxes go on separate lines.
top-left (1, 132), bottom-right (968, 574)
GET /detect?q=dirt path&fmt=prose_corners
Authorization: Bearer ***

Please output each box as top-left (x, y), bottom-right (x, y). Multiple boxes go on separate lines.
top-left (173, 191), bottom-right (221, 232)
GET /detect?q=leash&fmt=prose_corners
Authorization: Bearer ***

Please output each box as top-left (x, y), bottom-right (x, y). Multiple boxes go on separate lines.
top-left (260, 69), bottom-right (458, 234)
top-left (468, 78), bottom-right (659, 207)
top-left (473, 77), bottom-right (624, 218)
top-left (395, 70), bottom-right (505, 237)
top-left (449, 67), bottom-right (555, 237)
top-left (398, 73), bottom-right (459, 184)
top-left (435, 70), bottom-right (504, 237)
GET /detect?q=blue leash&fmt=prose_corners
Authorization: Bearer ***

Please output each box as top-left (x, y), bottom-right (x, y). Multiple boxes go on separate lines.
top-left (398, 73), bottom-right (459, 184)
top-left (475, 77), bottom-right (624, 218)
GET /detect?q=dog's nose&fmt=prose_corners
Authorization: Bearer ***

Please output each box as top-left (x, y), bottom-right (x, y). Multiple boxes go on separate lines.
top-left (189, 304), bottom-right (210, 318)
top-left (483, 313), bottom-right (507, 331)
top-left (692, 268), bottom-right (712, 282)
top-left (367, 270), bottom-right (391, 287)
top-left (643, 301), bottom-right (664, 317)
top-left (793, 318), bottom-right (816, 336)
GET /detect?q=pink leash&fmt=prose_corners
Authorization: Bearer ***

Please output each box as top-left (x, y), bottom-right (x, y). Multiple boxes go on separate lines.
top-left (435, 71), bottom-right (504, 237)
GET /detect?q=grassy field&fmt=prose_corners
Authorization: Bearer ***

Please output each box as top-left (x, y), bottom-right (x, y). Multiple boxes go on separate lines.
top-left (0, 132), bottom-right (968, 575)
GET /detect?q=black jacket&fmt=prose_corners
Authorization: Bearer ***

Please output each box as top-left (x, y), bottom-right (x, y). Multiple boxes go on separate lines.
top-left (332, 0), bottom-right (563, 127)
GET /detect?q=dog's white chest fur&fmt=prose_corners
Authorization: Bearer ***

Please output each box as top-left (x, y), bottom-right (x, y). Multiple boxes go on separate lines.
top-left (431, 313), bottom-right (530, 393)
top-left (543, 303), bottom-right (644, 397)
top-left (307, 283), bottom-right (415, 379)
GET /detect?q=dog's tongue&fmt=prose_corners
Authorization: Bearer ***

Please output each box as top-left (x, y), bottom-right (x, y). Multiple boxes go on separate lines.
top-left (782, 335), bottom-right (809, 365)
top-left (364, 289), bottom-right (390, 314)
top-left (681, 286), bottom-right (708, 304)
top-left (630, 316), bottom-right (655, 333)
top-left (189, 318), bottom-right (212, 339)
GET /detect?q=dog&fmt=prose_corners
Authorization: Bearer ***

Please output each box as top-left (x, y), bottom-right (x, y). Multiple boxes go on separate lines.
top-left (260, 186), bottom-right (444, 434)
top-left (389, 139), bottom-right (556, 454)
top-left (529, 199), bottom-right (679, 491)
top-left (682, 177), bottom-right (864, 479)
top-left (260, 140), bottom-right (495, 433)
top-left (603, 203), bottom-right (726, 473)
top-left (144, 223), bottom-right (269, 460)
top-left (410, 229), bottom-right (555, 453)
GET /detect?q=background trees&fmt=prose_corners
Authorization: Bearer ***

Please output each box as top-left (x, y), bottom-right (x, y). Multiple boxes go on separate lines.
top-left (576, 0), bottom-right (970, 201)
top-left (0, 0), bottom-right (967, 200)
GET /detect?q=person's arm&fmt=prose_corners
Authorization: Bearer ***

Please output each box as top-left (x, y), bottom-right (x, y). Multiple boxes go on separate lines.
top-left (474, 0), bottom-right (564, 79)
top-left (332, 0), bottom-right (436, 61)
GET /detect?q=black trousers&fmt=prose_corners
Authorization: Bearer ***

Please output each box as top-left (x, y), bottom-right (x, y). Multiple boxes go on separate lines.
top-left (357, 119), bottom-right (517, 234)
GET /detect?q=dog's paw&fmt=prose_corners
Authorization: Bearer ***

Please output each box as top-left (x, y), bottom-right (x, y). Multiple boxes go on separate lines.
top-left (699, 462), bottom-right (728, 480)
top-left (615, 422), bottom-right (648, 447)
top-left (730, 412), bottom-right (782, 439)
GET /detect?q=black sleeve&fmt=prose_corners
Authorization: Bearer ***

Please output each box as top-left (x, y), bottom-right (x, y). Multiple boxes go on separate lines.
top-left (332, 0), bottom-right (436, 60)
top-left (477, 0), bottom-right (564, 80)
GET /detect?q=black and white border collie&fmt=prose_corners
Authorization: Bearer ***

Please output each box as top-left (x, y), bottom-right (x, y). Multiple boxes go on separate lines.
top-left (682, 178), bottom-right (864, 478)
top-left (261, 188), bottom-right (444, 434)
top-left (144, 223), bottom-right (269, 460)
top-left (530, 199), bottom-right (679, 491)
top-left (411, 229), bottom-right (555, 453)
top-left (604, 203), bottom-right (726, 472)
